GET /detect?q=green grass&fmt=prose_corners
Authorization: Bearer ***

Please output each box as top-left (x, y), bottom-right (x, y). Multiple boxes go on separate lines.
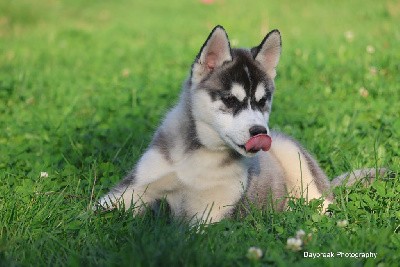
top-left (1, 0), bottom-right (399, 266)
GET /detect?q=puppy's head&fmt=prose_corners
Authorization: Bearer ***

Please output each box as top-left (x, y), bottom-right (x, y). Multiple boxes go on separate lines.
top-left (190, 26), bottom-right (281, 157)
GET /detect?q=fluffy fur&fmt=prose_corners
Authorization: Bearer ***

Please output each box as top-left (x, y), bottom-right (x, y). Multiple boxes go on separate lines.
top-left (96, 26), bottom-right (382, 224)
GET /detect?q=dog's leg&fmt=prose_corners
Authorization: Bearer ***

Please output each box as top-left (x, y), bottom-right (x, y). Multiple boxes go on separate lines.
top-left (269, 135), bottom-right (333, 211)
top-left (184, 182), bottom-right (244, 224)
top-left (96, 148), bottom-right (175, 213)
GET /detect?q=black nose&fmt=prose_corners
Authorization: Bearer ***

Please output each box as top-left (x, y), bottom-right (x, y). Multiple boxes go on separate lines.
top-left (249, 125), bottom-right (268, 137)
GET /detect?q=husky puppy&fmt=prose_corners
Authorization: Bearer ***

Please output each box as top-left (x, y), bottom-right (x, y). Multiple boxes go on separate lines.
top-left (97, 26), bottom-right (380, 223)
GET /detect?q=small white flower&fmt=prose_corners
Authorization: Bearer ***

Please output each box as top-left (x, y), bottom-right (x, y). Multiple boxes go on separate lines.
top-left (296, 229), bottom-right (306, 239)
top-left (286, 237), bottom-right (302, 251)
top-left (337, 219), bottom-right (349, 228)
top-left (246, 246), bottom-right (263, 260)
top-left (40, 172), bottom-right (49, 178)
top-left (366, 45), bottom-right (375, 54)
top-left (344, 31), bottom-right (354, 42)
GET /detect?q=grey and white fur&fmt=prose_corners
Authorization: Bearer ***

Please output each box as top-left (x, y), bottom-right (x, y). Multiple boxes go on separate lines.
top-left (96, 26), bottom-right (383, 224)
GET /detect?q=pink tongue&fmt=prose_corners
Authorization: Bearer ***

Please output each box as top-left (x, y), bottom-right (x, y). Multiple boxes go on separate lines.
top-left (245, 134), bottom-right (272, 152)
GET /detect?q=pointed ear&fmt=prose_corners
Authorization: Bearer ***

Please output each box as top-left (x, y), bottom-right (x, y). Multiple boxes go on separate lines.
top-left (191, 26), bottom-right (232, 84)
top-left (252, 30), bottom-right (281, 79)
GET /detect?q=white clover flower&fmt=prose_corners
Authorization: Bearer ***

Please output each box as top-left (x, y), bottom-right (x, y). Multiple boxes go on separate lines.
top-left (344, 31), bottom-right (354, 42)
top-left (366, 45), bottom-right (375, 54)
top-left (337, 219), bottom-right (349, 228)
top-left (296, 229), bottom-right (306, 239)
top-left (286, 237), bottom-right (302, 251)
top-left (40, 172), bottom-right (49, 178)
top-left (246, 246), bottom-right (263, 260)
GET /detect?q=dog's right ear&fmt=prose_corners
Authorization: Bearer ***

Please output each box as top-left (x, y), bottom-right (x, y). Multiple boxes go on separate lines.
top-left (191, 25), bottom-right (232, 84)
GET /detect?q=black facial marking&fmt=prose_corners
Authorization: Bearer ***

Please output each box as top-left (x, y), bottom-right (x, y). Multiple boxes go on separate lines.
top-left (214, 49), bottom-right (274, 115)
top-left (219, 93), bottom-right (247, 115)
top-left (258, 97), bottom-right (267, 107)
top-left (250, 83), bottom-right (273, 112)
top-left (208, 90), bottom-right (219, 101)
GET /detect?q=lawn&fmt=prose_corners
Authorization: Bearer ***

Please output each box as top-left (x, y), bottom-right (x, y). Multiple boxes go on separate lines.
top-left (0, 0), bottom-right (399, 266)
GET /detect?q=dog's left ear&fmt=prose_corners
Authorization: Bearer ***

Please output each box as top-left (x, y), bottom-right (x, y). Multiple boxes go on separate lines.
top-left (191, 25), bottom-right (232, 84)
top-left (252, 30), bottom-right (281, 79)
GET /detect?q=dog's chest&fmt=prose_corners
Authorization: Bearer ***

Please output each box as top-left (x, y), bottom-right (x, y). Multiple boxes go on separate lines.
top-left (173, 149), bottom-right (248, 191)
